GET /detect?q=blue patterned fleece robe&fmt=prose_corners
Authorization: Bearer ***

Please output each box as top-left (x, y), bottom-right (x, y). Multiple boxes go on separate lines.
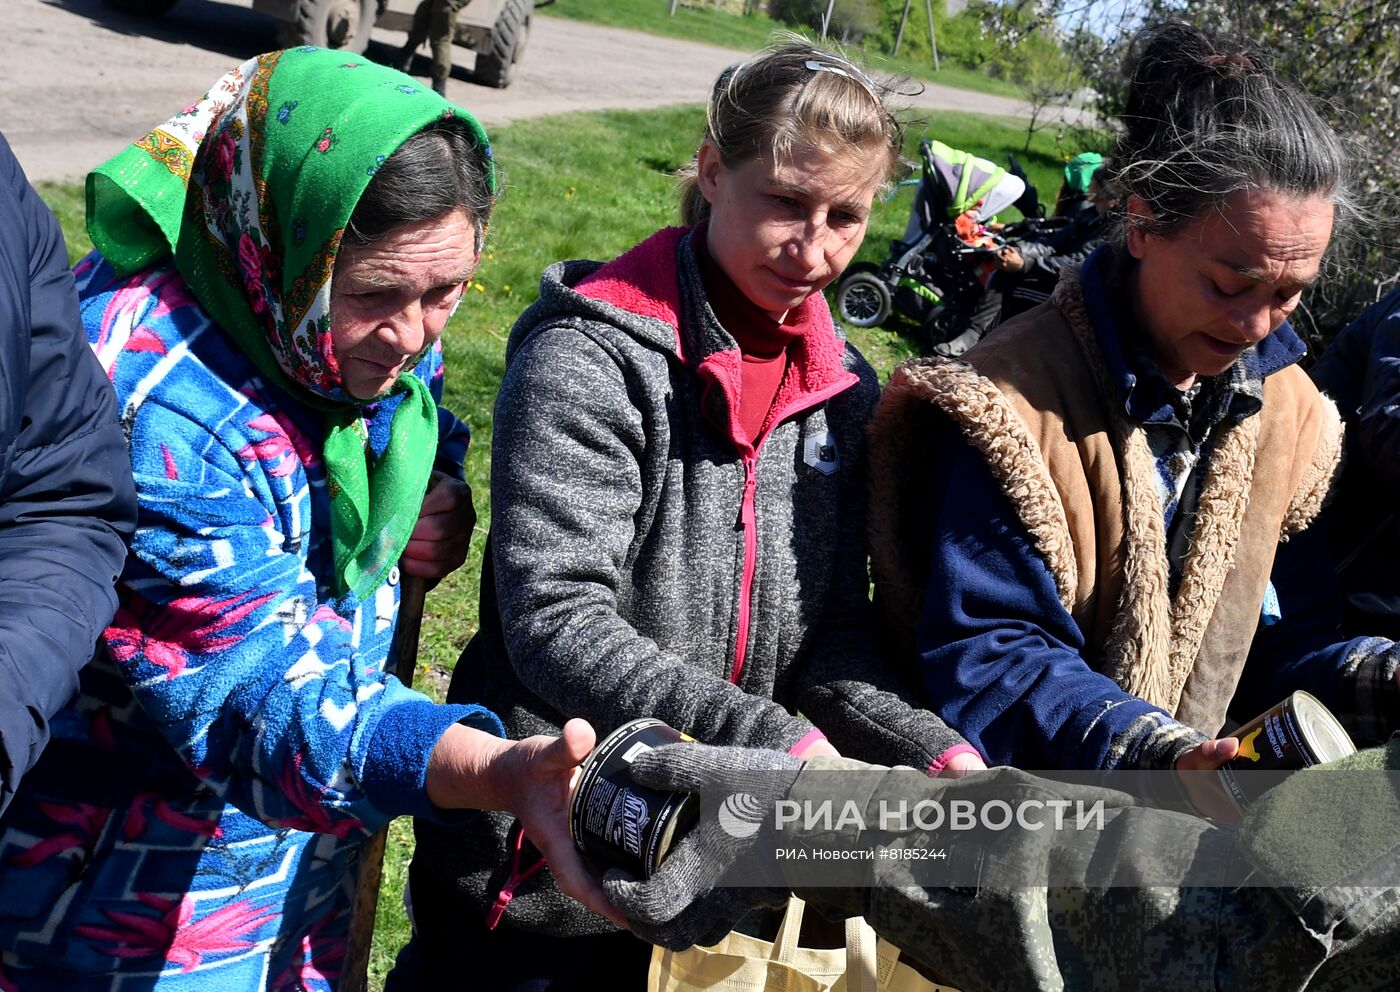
top-left (0, 255), bottom-right (502, 991)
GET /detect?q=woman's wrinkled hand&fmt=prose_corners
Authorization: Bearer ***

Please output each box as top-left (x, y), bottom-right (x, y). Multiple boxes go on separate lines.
top-left (501, 720), bottom-right (626, 926)
top-left (425, 718), bottom-right (625, 926)
top-left (401, 470), bottom-right (475, 579)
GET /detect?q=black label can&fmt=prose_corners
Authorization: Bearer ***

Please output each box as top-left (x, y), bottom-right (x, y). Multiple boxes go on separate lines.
top-left (1218, 690), bottom-right (1356, 811)
top-left (569, 718), bottom-right (699, 879)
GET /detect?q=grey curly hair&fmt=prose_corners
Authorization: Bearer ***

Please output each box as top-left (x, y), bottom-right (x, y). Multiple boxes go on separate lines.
top-left (1107, 21), bottom-right (1354, 244)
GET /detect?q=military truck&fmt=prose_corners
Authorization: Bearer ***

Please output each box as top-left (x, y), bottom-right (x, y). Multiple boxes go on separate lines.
top-left (103, 0), bottom-right (534, 88)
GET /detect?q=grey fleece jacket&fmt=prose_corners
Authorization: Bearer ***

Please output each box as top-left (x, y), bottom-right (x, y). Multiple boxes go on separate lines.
top-left (412, 227), bottom-right (967, 936)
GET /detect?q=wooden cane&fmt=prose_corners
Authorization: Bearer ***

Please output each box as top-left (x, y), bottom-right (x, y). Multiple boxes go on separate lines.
top-left (342, 573), bottom-right (428, 992)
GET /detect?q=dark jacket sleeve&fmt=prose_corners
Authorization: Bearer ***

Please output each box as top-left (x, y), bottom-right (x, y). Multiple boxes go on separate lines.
top-left (1295, 291), bottom-right (1400, 739)
top-left (0, 135), bottom-right (137, 815)
top-left (1235, 523), bottom-right (1400, 744)
top-left (1309, 297), bottom-right (1371, 416)
top-left (915, 420), bottom-right (1202, 771)
top-left (1018, 210), bottom-right (1105, 280)
top-left (1019, 237), bottom-right (1104, 280)
top-left (1310, 288), bottom-right (1400, 492)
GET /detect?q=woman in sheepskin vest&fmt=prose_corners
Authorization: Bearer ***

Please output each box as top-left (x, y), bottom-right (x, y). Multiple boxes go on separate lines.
top-left (868, 22), bottom-right (1400, 819)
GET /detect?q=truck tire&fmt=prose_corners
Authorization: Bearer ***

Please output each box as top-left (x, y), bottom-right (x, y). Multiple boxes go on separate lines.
top-left (277, 0), bottom-right (377, 52)
top-left (103, 0), bottom-right (180, 15)
top-left (474, 0), bottom-right (532, 89)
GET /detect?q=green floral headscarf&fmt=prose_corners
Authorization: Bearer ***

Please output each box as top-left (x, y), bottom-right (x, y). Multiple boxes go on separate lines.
top-left (87, 47), bottom-right (496, 600)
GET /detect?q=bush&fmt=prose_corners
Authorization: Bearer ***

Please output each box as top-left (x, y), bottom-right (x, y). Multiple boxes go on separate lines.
top-left (769, 0), bottom-right (1070, 78)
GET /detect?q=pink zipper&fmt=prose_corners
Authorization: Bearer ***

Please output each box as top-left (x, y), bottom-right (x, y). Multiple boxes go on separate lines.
top-left (725, 374), bottom-right (857, 686)
top-left (728, 455), bottom-right (759, 684)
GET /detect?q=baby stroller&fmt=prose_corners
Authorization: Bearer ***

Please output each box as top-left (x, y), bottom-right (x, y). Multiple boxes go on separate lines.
top-left (833, 139), bottom-right (1028, 351)
top-left (994, 151), bottom-right (1102, 322)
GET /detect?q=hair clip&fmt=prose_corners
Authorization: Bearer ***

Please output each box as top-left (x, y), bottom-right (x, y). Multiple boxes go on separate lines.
top-left (804, 58), bottom-right (854, 79)
top-left (804, 56), bottom-right (881, 97)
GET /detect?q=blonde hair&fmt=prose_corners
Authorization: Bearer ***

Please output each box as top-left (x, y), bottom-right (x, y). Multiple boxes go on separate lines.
top-left (678, 40), bottom-right (907, 226)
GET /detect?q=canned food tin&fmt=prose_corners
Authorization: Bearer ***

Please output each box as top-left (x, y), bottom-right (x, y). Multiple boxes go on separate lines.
top-left (1218, 690), bottom-right (1356, 811)
top-left (569, 718), bottom-right (699, 879)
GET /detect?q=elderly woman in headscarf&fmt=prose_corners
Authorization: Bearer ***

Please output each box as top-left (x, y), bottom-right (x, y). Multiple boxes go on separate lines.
top-left (0, 47), bottom-right (612, 990)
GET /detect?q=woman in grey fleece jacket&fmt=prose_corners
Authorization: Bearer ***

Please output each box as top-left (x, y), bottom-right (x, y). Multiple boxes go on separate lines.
top-left (398, 42), bottom-right (979, 990)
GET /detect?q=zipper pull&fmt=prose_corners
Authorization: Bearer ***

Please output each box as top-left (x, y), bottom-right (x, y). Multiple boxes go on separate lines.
top-left (736, 460), bottom-right (757, 528)
top-left (485, 881), bottom-right (517, 930)
top-left (486, 822), bottom-right (545, 930)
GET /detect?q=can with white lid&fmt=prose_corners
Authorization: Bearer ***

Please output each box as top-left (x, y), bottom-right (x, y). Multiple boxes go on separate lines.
top-left (1218, 690), bottom-right (1356, 811)
top-left (569, 718), bottom-right (699, 879)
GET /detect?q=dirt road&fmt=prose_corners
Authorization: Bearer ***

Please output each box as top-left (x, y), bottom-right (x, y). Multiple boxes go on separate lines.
top-left (3, 0), bottom-right (1073, 184)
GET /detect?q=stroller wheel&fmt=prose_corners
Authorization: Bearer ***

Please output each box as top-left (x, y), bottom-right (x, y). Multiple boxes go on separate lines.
top-left (834, 265), bottom-right (892, 328)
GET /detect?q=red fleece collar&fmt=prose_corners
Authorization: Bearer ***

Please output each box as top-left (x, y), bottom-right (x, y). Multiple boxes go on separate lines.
top-left (576, 227), bottom-right (689, 358)
top-left (575, 227), bottom-right (859, 453)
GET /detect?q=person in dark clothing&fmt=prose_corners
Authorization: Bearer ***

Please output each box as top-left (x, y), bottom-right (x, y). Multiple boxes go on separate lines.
top-left (396, 0), bottom-right (471, 96)
top-left (1051, 151), bottom-right (1104, 216)
top-left (940, 158), bottom-right (1117, 357)
top-left (0, 131), bottom-right (137, 818)
top-left (868, 21), bottom-right (1397, 820)
top-left (1310, 288), bottom-right (1400, 639)
top-left (987, 162), bottom-right (1117, 315)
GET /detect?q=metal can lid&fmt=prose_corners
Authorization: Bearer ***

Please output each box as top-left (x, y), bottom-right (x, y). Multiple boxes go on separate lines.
top-left (1290, 690), bottom-right (1357, 763)
top-left (648, 793), bottom-right (697, 878)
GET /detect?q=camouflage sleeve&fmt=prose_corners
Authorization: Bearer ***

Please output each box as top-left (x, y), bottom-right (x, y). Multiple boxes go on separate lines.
top-left (786, 759), bottom-right (1380, 992)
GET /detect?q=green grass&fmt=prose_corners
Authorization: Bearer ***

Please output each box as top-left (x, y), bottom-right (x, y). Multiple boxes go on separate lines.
top-left (36, 181), bottom-right (89, 264)
top-left (542, 0), bottom-right (779, 54)
top-left (38, 103), bottom-right (1095, 990)
top-left (539, 0), bottom-right (1030, 99)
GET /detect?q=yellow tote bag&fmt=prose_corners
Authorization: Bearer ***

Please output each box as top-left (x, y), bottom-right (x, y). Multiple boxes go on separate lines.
top-left (648, 896), bottom-right (960, 992)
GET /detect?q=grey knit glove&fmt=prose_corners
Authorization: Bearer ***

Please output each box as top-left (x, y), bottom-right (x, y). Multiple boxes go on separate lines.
top-left (602, 743), bottom-right (802, 949)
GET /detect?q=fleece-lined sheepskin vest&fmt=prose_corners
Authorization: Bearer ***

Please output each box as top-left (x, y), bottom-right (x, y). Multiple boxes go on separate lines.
top-left (869, 267), bottom-right (1343, 736)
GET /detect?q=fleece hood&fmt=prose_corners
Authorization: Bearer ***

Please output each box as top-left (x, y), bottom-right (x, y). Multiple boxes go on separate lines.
top-left (505, 226), bottom-right (859, 456)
